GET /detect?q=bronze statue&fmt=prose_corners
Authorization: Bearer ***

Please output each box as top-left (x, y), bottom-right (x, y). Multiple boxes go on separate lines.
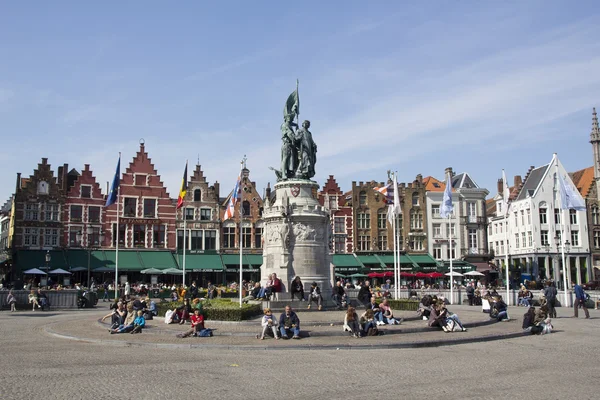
top-left (294, 120), bottom-right (317, 179)
top-left (280, 114), bottom-right (298, 179)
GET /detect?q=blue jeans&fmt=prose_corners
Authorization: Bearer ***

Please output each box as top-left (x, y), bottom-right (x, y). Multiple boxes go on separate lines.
top-left (362, 320), bottom-right (376, 334)
top-left (374, 311), bottom-right (383, 322)
top-left (519, 298), bottom-right (530, 307)
top-left (497, 311), bottom-right (509, 321)
top-left (279, 326), bottom-right (300, 338)
top-left (446, 314), bottom-right (464, 329)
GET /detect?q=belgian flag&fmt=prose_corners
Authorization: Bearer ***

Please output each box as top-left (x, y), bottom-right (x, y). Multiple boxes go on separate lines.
top-left (176, 161), bottom-right (188, 209)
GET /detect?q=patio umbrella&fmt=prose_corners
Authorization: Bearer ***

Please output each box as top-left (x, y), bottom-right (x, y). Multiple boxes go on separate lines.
top-left (400, 272), bottom-right (415, 278)
top-left (162, 268), bottom-right (184, 275)
top-left (93, 267), bottom-right (114, 273)
top-left (415, 272), bottom-right (429, 278)
top-left (48, 268), bottom-right (72, 275)
top-left (445, 271), bottom-right (464, 277)
top-left (69, 267), bottom-right (87, 272)
top-left (141, 268), bottom-right (163, 274)
top-left (334, 273), bottom-right (347, 278)
top-left (367, 272), bottom-right (384, 278)
top-left (463, 271), bottom-right (485, 276)
top-left (427, 272), bottom-right (444, 278)
top-left (23, 268), bottom-right (47, 275)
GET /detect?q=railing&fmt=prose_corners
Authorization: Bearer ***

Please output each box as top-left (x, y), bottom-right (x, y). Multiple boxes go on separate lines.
top-left (461, 216), bottom-right (486, 225)
top-left (460, 247), bottom-right (488, 256)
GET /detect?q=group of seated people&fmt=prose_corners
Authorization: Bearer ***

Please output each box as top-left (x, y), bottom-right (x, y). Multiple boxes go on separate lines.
top-left (522, 304), bottom-right (553, 335)
top-left (256, 305), bottom-right (301, 340)
top-left (27, 288), bottom-right (49, 311)
top-left (517, 285), bottom-right (534, 307)
top-left (241, 274), bottom-right (283, 303)
top-left (102, 296), bottom-right (157, 334)
top-left (417, 295), bottom-right (468, 332)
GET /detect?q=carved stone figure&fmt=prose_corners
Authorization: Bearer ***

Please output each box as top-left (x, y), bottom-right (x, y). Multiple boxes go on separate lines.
top-left (280, 223), bottom-right (290, 250)
top-left (280, 114), bottom-right (298, 180)
top-left (295, 120), bottom-right (317, 180)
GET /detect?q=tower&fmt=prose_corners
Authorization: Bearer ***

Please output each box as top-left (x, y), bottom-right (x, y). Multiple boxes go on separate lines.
top-left (590, 108), bottom-right (600, 200)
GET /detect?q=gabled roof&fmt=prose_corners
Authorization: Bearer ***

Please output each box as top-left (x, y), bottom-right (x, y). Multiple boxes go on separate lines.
top-left (452, 173), bottom-right (479, 189)
top-left (422, 176), bottom-right (444, 192)
top-left (570, 166), bottom-right (594, 198)
top-left (515, 164), bottom-right (550, 201)
top-left (486, 198), bottom-right (496, 215)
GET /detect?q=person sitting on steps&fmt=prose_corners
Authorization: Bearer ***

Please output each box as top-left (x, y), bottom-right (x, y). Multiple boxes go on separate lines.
top-left (343, 306), bottom-right (361, 338)
top-left (359, 309), bottom-right (379, 336)
top-left (279, 305), bottom-right (301, 339)
top-left (176, 308), bottom-right (205, 338)
top-left (332, 280), bottom-right (347, 310)
top-left (307, 282), bottom-right (323, 310)
top-left (257, 308), bottom-right (279, 340)
top-left (130, 310), bottom-right (145, 334)
top-left (290, 276), bottom-right (305, 301)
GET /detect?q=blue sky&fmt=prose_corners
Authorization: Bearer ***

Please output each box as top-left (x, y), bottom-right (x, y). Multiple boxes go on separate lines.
top-left (1, 1), bottom-right (599, 203)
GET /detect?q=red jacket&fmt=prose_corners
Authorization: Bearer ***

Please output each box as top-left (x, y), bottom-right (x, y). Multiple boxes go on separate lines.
top-left (191, 314), bottom-right (204, 328)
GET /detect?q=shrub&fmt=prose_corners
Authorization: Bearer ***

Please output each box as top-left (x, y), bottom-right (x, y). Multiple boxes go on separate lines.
top-left (156, 299), bottom-right (261, 321)
top-left (386, 299), bottom-right (420, 311)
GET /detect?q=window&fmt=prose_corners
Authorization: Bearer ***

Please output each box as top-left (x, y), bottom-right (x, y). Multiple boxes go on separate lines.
top-left (556, 231), bottom-right (562, 244)
top-left (242, 201), bottom-right (251, 216)
top-left (242, 226), bottom-right (252, 248)
top-left (410, 211), bottom-right (423, 229)
top-left (412, 193), bottom-right (419, 206)
top-left (153, 225), bottom-right (165, 247)
top-left (37, 181), bottom-right (49, 195)
top-left (44, 228), bottom-right (59, 247)
top-left (554, 209), bottom-right (561, 224)
top-left (88, 206), bottom-right (100, 223)
top-left (47, 204), bottom-right (59, 221)
top-left (431, 205), bottom-right (440, 218)
top-left (329, 195), bottom-right (337, 210)
top-left (539, 208), bottom-right (547, 224)
top-left (514, 212), bottom-right (518, 226)
top-left (24, 228), bottom-right (39, 246)
top-left (254, 227), bottom-right (263, 248)
top-left (357, 212), bottom-right (370, 229)
top-left (81, 185), bottom-right (91, 198)
top-left (433, 247), bottom-right (442, 260)
top-left (223, 226), bottom-right (236, 248)
top-left (571, 231), bottom-right (579, 247)
top-left (377, 209), bottom-right (387, 229)
top-left (446, 223), bottom-right (455, 237)
top-left (540, 230), bottom-right (549, 246)
top-left (69, 230), bottom-right (78, 246)
top-left (134, 225), bottom-right (146, 247)
top-left (515, 233), bottom-right (520, 249)
top-left (177, 230), bottom-right (185, 250)
top-left (569, 210), bottom-right (577, 225)
top-left (527, 209), bottom-right (531, 224)
top-left (495, 241), bottom-right (499, 255)
top-left (488, 225), bottom-right (492, 236)
top-left (194, 189), bottom-right (201, 202)
top-left (334, 236), bottom-right (345, 253)
top-left (24, 203), bottom-right (38, 221)
top-left (123, 198), bottom-right (137, 217)
top-left (205, 230), bottom-right (216, 250)
top-left (358, 235), bottom-right (371, 251)
top-left (185, 207), bottom-right (194, 220)
top-left (377, 234), bottom-right (387, 251)
top-left (500, 240), bottom-right (504, 254)
top-left (521, 232), bottom-right (526, 248)
top-left (143, 199), bottom-right (156, 218)
top-left (334, 217), bottom-right (345, 234)
top-left (433, 224), bottom-right (442, 238)
top-left (359, 191), bottom-right (367, 206)
top-left (593, 207), bottom-right (600, 225)
top-left (70, 205), bottom-right (83, 222)
top-left (498, 203), bottom-right (502, 214)
top-left (469, 229), bottom-right (477, 249)
top-left (446, 246), bottom-right (456, 259)
top-left (468, 202), bottom-right (476, 217)
top-left (520, 210), bottom-right (525, 225)
top-left (528, 231), bottom-right (532, 247)
top-left (495, 224), bottom-right (498, 234)
top-left (499, 223), bottom-right (503, 234)
top-left (134, 174), bottom-right (147, 186)
top-left (410, 238), bottom-right (424, 251)
top-left (112, 224), bottom-right (125, 246)
top-left (190, 230), bottom-right (203, 250)
top-left (200, 208), bottom-right (211, 221)
top-left (594, 231), bottom-right (600, 248)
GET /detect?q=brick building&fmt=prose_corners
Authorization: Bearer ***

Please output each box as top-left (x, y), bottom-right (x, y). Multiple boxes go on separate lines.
top-left (318, 175), bottom-right (353, 254)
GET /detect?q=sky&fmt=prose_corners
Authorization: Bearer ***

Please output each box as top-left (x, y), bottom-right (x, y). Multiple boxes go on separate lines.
top-left (1, 1), bottom-right (599, 204)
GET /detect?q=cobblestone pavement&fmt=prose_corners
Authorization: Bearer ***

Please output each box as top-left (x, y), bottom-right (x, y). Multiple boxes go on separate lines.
top-left (0, 305), bottom-right (598, 400)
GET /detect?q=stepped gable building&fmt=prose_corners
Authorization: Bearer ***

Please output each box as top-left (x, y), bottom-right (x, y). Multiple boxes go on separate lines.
top-left (63, 164), bottom-right (106, 248)
top-left (176, 163), bottom-right (221, 253)
top-left (318, 175), bottom-right (353, 254)
top-left (104, 142), bottom-right (176, 249)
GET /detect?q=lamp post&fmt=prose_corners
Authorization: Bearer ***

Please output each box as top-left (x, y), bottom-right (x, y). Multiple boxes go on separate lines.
top-left (45, 250), bottom-right (51, 272)
top-left (543, 243), bottom-right (550, 281)
top-left (76, 227), bottom-right (104, 288)
top-left (564, 239), bottom-right (571, 288)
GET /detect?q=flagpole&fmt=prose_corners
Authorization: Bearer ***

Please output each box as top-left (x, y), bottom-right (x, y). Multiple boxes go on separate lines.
top-left (392, 207), bottom-right (397, 299)
top-left (449, 216), bottom-right (453, 305)
top-left (183, 206), bottom-right (187, 288)
top-left (115, 186), bottom-right (120, 301)
top-left (239, 158), bottom-right (244, 308)
top-left (396, 213), bottom-right (400, 299)
top-left (502, 169), bottom-right (510, 306)
top-left (556, 158), bottom-right (569, 306)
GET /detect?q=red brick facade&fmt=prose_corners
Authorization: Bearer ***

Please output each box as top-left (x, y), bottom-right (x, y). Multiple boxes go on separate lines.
top-left (318, 175), bottom-right (353, 253)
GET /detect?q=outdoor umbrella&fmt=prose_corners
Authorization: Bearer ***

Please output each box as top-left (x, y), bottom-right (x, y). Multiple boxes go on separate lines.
top-left (383, 271), bottom-right (394, 278)
top-left (162, 268), bottom-right (184, 275)
top-left (48, 268), bottom-right (72, 275)
top-left (415, 272), bottom-right (429, 278)
top-left (69, 267), bottom-right (87, 272)
top-left (463, 271), bottom-right (485, 276)
top-left (367, 272), bottom-right (384, 278)
top-left (334, 273), bottom-right (347, 278)
top-left (427, 272), bottom-right (444, 278)
top-left (348, 273), bottom-right (368, 278)
top-left (93, 267), bottom-right (114, 273)
top-left (400, 272), bottom-right (415, 278)
top-left (141, 268), bottom-right (163, 274)
top-left (23, 268), bottom-right (47, 275)
top-left (445, 271), bottom-right (464, 277)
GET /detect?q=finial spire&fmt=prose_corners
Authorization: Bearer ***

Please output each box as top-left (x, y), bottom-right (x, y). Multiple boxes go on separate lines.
top-left (593, 107), bottom-right (599, 133)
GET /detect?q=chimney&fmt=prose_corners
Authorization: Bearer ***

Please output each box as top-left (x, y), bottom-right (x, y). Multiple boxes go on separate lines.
top-left (514, 175), bottom-right (522, 188)
top-left (497, 179), bottom-right (503, 195)
top-left (57, 166), bottom-right (64, 189)
top-left (214, 182), bottom-right (220, 198)
top-left (16, 173), bottom-right (21, 192)
top-left (444, 167), bottom-right (453, 180)
top-left (416, 174), bottom-right (423, 183)
top-left (265, 182), bottom-right (271, 200)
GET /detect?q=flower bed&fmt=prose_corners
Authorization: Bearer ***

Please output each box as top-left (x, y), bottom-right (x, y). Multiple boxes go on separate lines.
top-left (156, 299), bottom-right (261, 321)
top-left (386, 299), bottom-right (420, 311)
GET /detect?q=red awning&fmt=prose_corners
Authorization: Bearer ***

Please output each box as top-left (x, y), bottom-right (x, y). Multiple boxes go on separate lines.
top-left (427, 272), bottom-right (444, 278)
top-left (401, 272), bottom-right (415, 277)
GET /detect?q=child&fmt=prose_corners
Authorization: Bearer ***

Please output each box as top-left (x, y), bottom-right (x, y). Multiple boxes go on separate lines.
top-left (257, 308), bottom-right (279, 340)
top-left (131, 310), bottom-right (145, 334)
top-left (7, 290), bottom-right (17, 312)
top-left (176, 308), bottom-right (205, 338)
top-left (28, 290), bottom-right (39, 311)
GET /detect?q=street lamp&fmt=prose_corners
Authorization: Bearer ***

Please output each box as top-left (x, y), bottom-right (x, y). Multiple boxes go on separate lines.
top-left (45, 250), bottom-right (51, 272)
top-left (76, 227), bottom-right (104, 288)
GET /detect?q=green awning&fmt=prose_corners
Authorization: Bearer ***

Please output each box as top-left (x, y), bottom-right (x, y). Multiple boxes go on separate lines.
top-left (440, 260), bottom-right (475, 272)
top-left (15, 250), bottom-right (69, 273)
top-left (332, 254), bottom-right (362, 267)
top-left (357, 255), bottom-right (386, 268)
top-left (139, 251), bottom-right (177, 270)
top-left (371, 254), bottom-right (418, 268)
top-left (245, 254), bottom-right (263, 267)
top-left (184, 254), bottom-right (224, 272)
top-left (220, 254), bottom-right (260, 272)
top-left (409, 254), bottom-right (440, 266)
top-left (66, 250), bottom-right (106, 270)
top-left (220, 254), bottom-right (242, 265)
top-left (102, 250), bottom-right (144, 271)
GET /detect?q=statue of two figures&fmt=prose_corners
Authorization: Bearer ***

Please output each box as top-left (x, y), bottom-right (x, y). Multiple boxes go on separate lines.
top-left (271, 82), bottom-right (317, 181)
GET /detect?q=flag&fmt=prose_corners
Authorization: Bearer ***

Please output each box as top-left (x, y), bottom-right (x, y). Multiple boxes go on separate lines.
top-left (176, 162), bottom-right (188, 209)
top-left (284, 80), bottom-right (299, 119)
top-left (502, 169), bottom-right (511, 216)
top-left (104, 155), bottom-right (120, 207)
top-left (373, 184), bottom-right (392, 204)
top-left (558, 171), bottom-right (586, 211)
top-left (440, 174), bottom-right (454, 218)
top-left (386, 175), bottom-right (401, 225)
top-left (223, 173), bottom-right (242, 221)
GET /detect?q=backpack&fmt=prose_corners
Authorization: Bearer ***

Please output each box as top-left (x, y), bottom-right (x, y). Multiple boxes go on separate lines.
top-left (198, 328), bottom-right (213, 337)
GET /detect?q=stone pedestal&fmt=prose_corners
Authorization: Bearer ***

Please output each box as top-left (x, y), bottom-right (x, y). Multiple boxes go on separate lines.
top-left (261, 180), bottom-right (333, 302)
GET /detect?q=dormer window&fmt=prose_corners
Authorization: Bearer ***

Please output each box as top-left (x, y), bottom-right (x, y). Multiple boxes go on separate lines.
top-left (81, 185), bottom-right (92, 198)
top-left (134, 174), bottom-right (147, 186)
top-left (37, 181), bottom-right (49, 195)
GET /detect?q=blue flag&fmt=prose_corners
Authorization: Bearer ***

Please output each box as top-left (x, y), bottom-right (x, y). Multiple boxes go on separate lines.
top-left (105, 156), bottom-right (120, 207)
top-left (440, 174), bottom-right (454, 218)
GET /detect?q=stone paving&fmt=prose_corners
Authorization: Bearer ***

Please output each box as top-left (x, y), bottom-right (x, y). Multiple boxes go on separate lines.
top-left (0, 304), bottom-right (599, 399)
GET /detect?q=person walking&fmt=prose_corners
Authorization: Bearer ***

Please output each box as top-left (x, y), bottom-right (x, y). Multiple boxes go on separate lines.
top-left (573, 283), bottom-right (590, 319)
top-left (543, 281), bottom-right (558, 318)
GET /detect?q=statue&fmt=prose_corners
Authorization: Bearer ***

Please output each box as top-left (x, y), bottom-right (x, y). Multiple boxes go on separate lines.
top-left (280, 114), bottom-right (298, 179)
top-left (294, 120), bottom-right (317, 179)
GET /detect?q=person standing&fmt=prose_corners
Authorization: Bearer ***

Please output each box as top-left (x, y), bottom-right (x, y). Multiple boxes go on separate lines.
top-left (189, 281), bottom-right (199, 300)
top-left (573, 283), bottom-right (590, 319)
top-left (543, 281), bottom-right (558, 318)
top-left (466, 283), bottom-right (475, 306)
top-left (6, 290), bottom-right (17, 312)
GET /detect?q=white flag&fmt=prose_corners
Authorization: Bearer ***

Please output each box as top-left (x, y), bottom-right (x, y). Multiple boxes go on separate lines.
top-left (558, 172), bottom-right (586, 211)
top-left (440, 174), bottom-right (453, 218)
top-left (502, 169), bottom-right (511, 216)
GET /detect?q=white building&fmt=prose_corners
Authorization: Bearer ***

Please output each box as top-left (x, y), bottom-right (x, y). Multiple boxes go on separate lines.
top-left (426, 168), bottom-right (490, 270)
top-left (488, 154), bottom-right (591, 288)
